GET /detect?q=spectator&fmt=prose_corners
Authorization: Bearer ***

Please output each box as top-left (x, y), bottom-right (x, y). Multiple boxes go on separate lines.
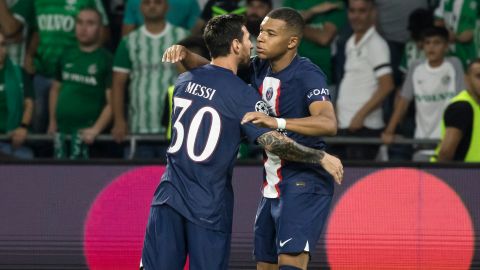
top-left (0, 32), bottom-right (34, 159)
top-left (122, 0), bottom-right (200, 35)
top-left (434, 0), bottom-right (478, 69)
top-left (382, 27), bottom-right (465, 161)
top-left (284, 0), bottom-right (347, 84)
top-left (112, 0), bottom-right (188, 159)
top-left (387, 8), bottom-right (434, 161)
top-left (28, 0), bottom-right (109, 135)
top-left (191, 0), bottom-right (246, 36)
top-left (0, 0), bottom-right (35, 67)
top-left (335, 0), bottom-right (394, 160)
top-left (245, 0), bottom-right (272, 54)
top-left (47, 8), bottom-right (113, 160)
top-left (432, 58), bottom-right (480, 162)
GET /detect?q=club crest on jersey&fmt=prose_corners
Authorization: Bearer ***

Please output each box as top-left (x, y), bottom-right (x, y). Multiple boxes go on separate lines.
top-left (255, 101), bottom-right (270, 115)
top-left (65, 0), bottom-right (77, 11)
top-left (266, 87), bottom-right (274, 101)
top-left (88, 64), bottom-right (97, 75)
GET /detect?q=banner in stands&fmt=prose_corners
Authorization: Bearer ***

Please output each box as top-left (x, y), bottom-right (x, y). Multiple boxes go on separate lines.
top-left (0, 164), bottom-right (478, 269)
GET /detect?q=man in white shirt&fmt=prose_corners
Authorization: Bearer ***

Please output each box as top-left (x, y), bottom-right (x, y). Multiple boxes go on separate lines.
top-left (335, 0), bottom-right (394, 160)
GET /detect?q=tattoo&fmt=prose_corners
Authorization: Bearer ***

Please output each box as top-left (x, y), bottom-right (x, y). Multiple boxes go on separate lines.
top-left (257, 131), bottom-right (325, 164)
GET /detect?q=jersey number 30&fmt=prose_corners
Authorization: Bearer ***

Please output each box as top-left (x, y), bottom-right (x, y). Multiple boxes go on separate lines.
top-left (167, 97), bottom-right (221, 162)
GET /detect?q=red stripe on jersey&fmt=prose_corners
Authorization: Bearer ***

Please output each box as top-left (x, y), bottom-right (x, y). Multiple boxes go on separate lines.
top-left (274, 160), bottom-right (284, 196)
top-left (274, 82), bottom-right (281, 116)
top-left (258, 83), bottom-right (264, 96)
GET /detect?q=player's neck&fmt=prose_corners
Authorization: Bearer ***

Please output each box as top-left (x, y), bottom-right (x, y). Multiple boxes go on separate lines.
top-left (79, 43), bottom-right (100, 52)
top-left (428, 57), bottom-right (444, 68)
top-left (468, 88), bottom-right (480, 105)
top-left (211, 57), bottom-right (238, 74)
top-left (145, 21), bottom-right (166, 35)
top-left (269, 51), bottom-right (296, 73)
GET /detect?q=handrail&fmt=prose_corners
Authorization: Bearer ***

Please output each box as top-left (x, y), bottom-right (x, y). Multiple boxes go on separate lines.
top-left (0, 134), bottom-right (440, 145)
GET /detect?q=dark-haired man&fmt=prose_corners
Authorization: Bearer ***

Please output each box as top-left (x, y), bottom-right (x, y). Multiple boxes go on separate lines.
top-left (48, 8), bottom-right (113, 159)
top-left (141, 14), bottom-right (343, 270)
top-left (164, 7), bottom-right (340, 270)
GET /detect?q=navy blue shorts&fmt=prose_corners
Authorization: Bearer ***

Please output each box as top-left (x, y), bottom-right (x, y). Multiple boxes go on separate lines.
top-left (253, 180), bottom-right (332, 263)
top-left (141, 204), bottom-right (231, 270)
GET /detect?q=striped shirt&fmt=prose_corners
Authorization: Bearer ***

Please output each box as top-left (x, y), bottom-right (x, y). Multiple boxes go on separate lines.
top-left (6, 0), bottom-right (35, 66)
top-left (113, 24), bottom-right (189, 134)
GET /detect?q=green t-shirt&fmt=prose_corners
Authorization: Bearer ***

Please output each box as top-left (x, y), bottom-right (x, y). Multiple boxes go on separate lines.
top-left (113, 24), bottom-right (189, 134)
top-left (436, 0), bottom-right (479, 68)
top-left (34, 0), bottom-right (109, 78)
top-left (399, 40), bottom-right (426, 74)
top-left (283, 0), bottom-right (346, 83)
top-left (55, 47), bottom-right (112, 133)
top-left (7, 0), bottom-right (35, 66)
top-left (0, 68), bottom-right (6, 133)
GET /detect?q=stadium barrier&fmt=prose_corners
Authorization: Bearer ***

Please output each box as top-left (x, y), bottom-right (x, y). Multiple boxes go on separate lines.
top-left (0, 162), bottom-right (479, 269)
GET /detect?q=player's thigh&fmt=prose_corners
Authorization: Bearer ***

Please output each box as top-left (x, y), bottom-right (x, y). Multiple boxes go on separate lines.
top-left (276, 186), bottom-right (332, 255)
top-left (254, 197), bottom-right (278, 264)
top-left (186, 221), bottom-right (232, 270)
top-left (141, 205), bottom-right (187, 270)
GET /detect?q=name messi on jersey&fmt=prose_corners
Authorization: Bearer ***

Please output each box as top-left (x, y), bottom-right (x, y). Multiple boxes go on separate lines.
top-left (38, 14), bottom-right (75, 32)
top-left (185, 82), bottom-right (217, 101)
top-left (62, 71), bottom-right (97, 86)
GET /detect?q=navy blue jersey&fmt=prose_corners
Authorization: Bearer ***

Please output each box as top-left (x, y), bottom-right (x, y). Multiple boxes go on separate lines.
top-left (152, 64), bottom-right (270, 232)
top-left (249, 56), bottom-right (334, 198)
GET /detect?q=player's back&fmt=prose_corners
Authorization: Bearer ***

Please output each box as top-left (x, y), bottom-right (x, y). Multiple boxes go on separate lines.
top-left (152, 64), bottom-right (268, 232)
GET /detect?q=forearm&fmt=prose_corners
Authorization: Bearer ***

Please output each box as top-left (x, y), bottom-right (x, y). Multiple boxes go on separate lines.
top-left (456, 30), bottom-right (473, 43)
top-left (48, 83), bottom-right (60, 122)
top-left (284, 115), bottom-right (337, 136)
top-left (300, 9), bottom-right (316, 21)
top-left (0, 0), bottom-right (22, 37)
top-left (303, 26), bottom-right (333, 46)
top-left (257, 131), bottom-right (325, 164)
top-left (357, 85), bottom-right (393, 119)
top-left (92, 104), bottom-right (112, 133)
top-left (21, 98), bottom-right (33, 125)
top-left (182, 50), bottom-right (209, 70)
top-left (384, 97), bottom-right (409, 134)
top-left (111, 73), bottom-right (127, 123)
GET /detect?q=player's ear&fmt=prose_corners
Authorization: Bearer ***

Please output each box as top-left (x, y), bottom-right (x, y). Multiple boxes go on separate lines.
top-left (232, 38), bottom-right (241, 55)
top-left (288, 36), bottom-right (299, 50)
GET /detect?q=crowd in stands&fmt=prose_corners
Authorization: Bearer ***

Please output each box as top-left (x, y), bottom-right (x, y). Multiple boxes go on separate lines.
top-left (0, 0), bottom-right (479, 162)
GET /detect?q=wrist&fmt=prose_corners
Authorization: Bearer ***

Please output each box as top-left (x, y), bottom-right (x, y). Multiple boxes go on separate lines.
top-left (275, 118), bottom-right (286, 129)
top-left (19, 122), bottom-right (29, 129)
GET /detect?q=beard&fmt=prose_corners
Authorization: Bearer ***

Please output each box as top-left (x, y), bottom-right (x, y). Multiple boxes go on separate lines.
top-left (246, 16), bottom-right (262, 37)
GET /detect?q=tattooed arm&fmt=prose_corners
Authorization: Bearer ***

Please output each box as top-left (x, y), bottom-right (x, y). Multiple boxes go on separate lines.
top-left (257, 131), bottom-right (343, 184)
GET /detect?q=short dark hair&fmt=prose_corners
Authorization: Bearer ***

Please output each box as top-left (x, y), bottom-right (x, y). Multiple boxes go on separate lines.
top-left (408, 8), bottom-right (434, 41)
top-left (77, 7), bottom-right (102, 24)
top-left (267, 8), bottom-right (305, 37)
top-left (203, 14), bottom-right (245, 59)
top-left (347, 0), bottom-right (376, 7)
top-left (247, 0), bottom-right (273, 8)
top-left (422, 26), bottom-right (449, 42)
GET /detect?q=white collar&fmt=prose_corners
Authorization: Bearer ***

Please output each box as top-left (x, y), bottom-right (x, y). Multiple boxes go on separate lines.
top-left (141, 23), bottom-right (171, 39)
top-left (352, 26), bottom-right (376, 48)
